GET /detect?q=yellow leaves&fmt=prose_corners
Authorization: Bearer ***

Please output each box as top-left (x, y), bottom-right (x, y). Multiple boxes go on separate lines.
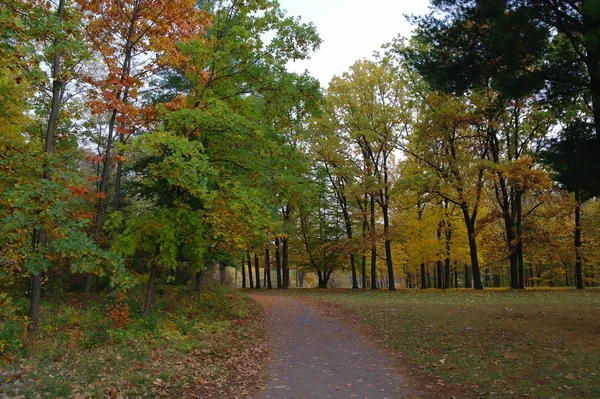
top-left (489, 157), bottom-right (552, 191)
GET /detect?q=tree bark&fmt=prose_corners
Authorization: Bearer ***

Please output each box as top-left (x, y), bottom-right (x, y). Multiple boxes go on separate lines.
top-left (444, 215), bottom-right (452, 289)
top-left (254, 252), bottom-right (261, 289)
top-left (265, 247), bottom-right (272, 289)
top-left (361, 255), bottom-right (367, 289)
top-left (275, 238), bottom-right (282, 288)
top-left (382, 204), bottom-right (395, 290)
top-left (247, 251), bottom-right (254, 289)
top-left (420, 262), bottom-right (427, 289)
top-left (462, 207), bottom-right (483, 289)
top-left (282, 237), bottom-right (289, 289)
top-left (370, 195), bottom-right (377, 290)
top-left (241, 257), bottom-right (246, 288)
top-left (575, 197), bottom-right (584, 289)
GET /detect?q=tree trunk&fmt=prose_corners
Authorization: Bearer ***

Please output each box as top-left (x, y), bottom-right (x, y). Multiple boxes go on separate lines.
top-left (144, 263), bottom-right (158, 315)
top-left (361, 255), bottom-right (367, 289)
top-left (575, 198), bottom-right (584, 289)
top-left (516, 192), bottom-right (525, 289)
top-left (462, 208), bottom-right (483, 290)
top-left (29, 272), bottom-right (42, 334)
top-left (265, 248), bottom-right (272, 289)
top-left (254, 252), bottom-right (261, 289)
top-left (241, 257), bottom-right (246, 288)
top-left (436, 260), bottom-right (443, 289)
top-left (247, 251), bottom-right (254, 289)
top-left (420, 262), bottom-right (427, 289)
top-left (445, 223), bottom-right (451, 289)
top-left (219, 264), bottom-right (226, 285)
top-left (282, 238), bottom-right (289, 289)
top-left (506, 222), bottom-right (520, 289)
top-left (317, 270), bottom-right (325, 288)
top-left (275, 238), bottom-right (282, 288)
top-left (350, 254), bottom-right (358, 289)
top-left (382, 204), bottom-right (395, 290)
top-left (370, 195), bottom-right (377, 290)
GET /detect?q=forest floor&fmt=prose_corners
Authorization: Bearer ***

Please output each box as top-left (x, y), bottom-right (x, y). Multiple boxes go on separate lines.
top-left (0, 286), bottom-right (268, 399)
top-left (249, 288), bottom-right (600, 399)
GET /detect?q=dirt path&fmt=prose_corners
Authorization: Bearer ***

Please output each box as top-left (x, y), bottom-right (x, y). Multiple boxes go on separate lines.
top-left (250, 294), bottom-right (415, 399)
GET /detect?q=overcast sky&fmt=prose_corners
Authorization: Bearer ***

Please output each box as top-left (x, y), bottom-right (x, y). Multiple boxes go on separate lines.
top-left (277, 0), bottom-right (431, 88)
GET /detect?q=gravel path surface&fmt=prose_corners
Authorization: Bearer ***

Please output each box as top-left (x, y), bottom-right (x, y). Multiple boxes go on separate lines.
top-left (251, 294), bottom-right (415, 399)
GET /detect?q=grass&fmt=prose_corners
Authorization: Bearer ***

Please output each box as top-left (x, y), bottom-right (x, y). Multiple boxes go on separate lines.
top-left (0, 286), bottom-right (266, 398)
top-left (266, 288), bottom-right (600, 399)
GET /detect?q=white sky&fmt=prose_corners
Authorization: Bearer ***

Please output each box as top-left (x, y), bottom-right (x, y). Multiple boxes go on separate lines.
top-left (277, 0), bottom-right (431, 88)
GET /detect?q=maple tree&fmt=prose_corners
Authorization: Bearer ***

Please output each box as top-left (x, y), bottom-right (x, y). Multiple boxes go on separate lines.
top-left (76, 0), bottom-right (208, 309)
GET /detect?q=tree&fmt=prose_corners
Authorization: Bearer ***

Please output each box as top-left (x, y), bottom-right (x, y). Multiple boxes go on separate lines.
top-left (324, 58), bottom-right (411, 290)
top-left (540, 120), bottom-right (600, 288)
top-left (408, 92), bottom-right (493, 290)
top-left (77, 0), bottom-right (206, 308)
top-left (296, 173), bottom-right (346, 288)
top-left (110, 129), bottom-right (210, 313)
top-left (409, 0), bottom-right (600, 211)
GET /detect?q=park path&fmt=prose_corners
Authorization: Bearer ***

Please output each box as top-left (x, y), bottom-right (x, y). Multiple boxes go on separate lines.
top-left (250, 294), bottom-right (415, 399)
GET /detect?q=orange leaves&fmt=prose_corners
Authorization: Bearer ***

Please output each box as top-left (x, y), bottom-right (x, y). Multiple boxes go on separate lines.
top-left (85, 154), bottom-right (104, 164)
top-left (75, 211), bottom-right (96, 220)
top-left (105, 294), bottom-right (130, 329)
top-left (66, 184), bottom-right (107, 202)
top-left (163, 94), bottom-right (187, 112)
top-left (66, 184), bottom-right (92, 197)
top-left (112, 154), bottom-right (128, 163)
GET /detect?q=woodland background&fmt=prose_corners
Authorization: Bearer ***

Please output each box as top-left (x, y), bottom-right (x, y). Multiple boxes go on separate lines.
top-left (1, 0), bottom-right (599, 356)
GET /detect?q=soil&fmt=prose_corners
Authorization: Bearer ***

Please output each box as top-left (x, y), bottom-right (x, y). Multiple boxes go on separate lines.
top-left (250, 294), bottom-right (417, 399)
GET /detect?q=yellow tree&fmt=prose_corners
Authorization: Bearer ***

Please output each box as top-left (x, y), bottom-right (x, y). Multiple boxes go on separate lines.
top-left (325, 58), bottom-right (412, 290)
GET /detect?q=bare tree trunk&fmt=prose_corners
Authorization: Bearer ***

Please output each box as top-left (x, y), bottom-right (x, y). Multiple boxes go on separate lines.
top-left (254, 252), bottom-right (261, 289)
top-left (382, 204), bottom-right (395, 290)
top-left (275, 238), bottom-right (282, 288)
top-left (247, 251), bottom-right (254, 289)
top-left (282, 238), bottom-right (289, 289)
top-left (241, 257), bottom-right (246, 288)
top-left (265, 248), bottom-right (272, 289)
top-left (370, 195), bottom-right (377, 290)
top-left (575, 197), bottom-right (584, 289)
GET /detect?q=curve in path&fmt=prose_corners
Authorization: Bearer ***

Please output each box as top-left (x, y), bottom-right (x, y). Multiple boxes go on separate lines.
top-left (251, 294), bottom-right (415, 399)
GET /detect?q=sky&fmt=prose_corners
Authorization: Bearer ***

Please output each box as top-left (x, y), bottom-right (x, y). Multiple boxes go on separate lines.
top-left (277, 0), bottom-right (431, 88)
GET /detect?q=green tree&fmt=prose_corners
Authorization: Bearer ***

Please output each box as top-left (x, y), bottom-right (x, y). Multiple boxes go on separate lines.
top-left (540, 120), bottom-right (600, 288)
